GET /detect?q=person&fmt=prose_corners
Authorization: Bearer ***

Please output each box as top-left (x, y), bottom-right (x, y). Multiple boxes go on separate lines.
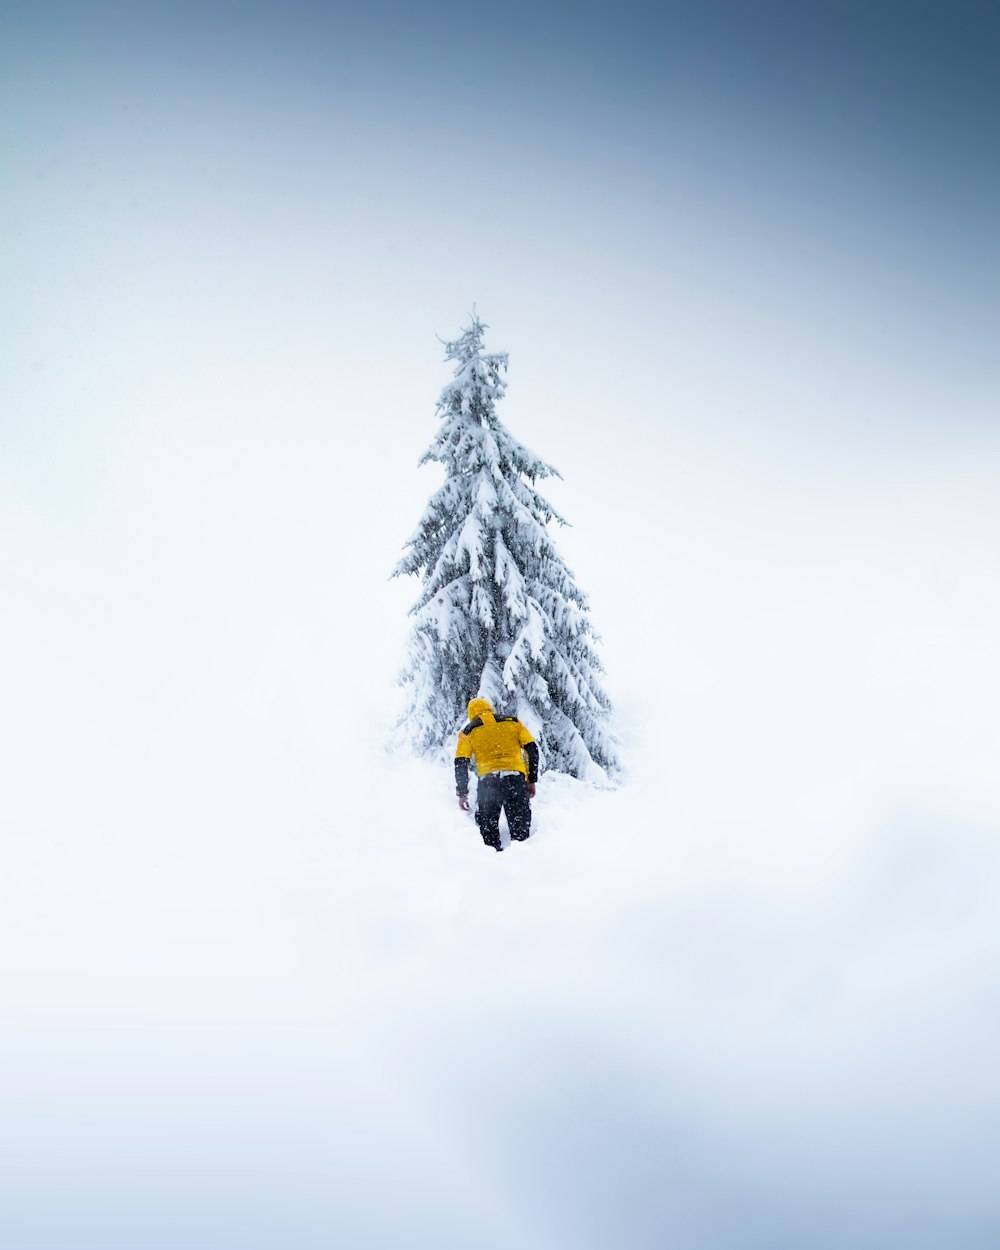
top-left (455, 697), bottom-right (539, 851)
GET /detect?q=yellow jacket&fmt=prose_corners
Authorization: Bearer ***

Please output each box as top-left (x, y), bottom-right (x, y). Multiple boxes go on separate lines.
top-left (454, 698), bottom-right (538, 794)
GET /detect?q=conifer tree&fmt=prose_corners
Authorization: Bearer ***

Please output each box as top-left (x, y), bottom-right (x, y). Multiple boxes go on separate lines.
top-left (393, 315), bottom-right (618, 781)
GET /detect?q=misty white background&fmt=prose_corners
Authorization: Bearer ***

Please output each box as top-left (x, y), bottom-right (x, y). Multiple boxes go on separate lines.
top-left (3, 4), bottom-right (1000, 1246)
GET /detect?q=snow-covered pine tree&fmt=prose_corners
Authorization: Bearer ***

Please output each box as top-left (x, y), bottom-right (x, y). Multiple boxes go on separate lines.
top-left (393, 314), bottom-right (618, 781)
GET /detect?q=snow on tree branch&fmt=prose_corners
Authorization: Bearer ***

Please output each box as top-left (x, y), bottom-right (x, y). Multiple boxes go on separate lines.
top-left (392, 314), bottom-right (619, 781)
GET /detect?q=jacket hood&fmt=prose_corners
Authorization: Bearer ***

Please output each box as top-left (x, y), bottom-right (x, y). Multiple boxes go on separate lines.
top-left (467, 697), bottom-right (495, 723)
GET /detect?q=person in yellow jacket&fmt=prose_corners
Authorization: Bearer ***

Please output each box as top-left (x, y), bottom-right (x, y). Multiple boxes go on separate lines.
top-left (455, 697), bottom-right (539, 851)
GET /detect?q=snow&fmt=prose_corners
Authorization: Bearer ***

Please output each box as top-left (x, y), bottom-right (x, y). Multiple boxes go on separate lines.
top-left (2, 348), bottom-right (999, 1247)
top-left (5, 725), bottom-right (999, 1247)
top-left (5, 447), bottom-right (1000, 1247)
top-left (0, 322), bottom-right (990, 1240)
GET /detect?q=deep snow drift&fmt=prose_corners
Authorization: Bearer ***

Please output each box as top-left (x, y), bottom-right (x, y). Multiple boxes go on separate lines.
top-left (3, 673), bottom-right (999, 1247)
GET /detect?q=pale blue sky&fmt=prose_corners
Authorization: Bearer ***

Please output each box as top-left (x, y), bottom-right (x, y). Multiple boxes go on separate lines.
top-left (3, 0), bottom-right (997, 482)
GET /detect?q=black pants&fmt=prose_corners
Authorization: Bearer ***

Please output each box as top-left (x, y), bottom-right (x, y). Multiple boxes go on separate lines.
top-left (475, 773), bottom-right (532, 849)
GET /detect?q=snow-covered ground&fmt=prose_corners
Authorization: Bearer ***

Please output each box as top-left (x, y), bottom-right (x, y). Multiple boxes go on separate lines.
top-left (3, 409), bottom-right (999, 1247)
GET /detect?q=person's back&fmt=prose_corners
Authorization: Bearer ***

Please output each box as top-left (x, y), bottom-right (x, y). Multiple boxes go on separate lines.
top-left (458, 701), bottom-right (531, 776)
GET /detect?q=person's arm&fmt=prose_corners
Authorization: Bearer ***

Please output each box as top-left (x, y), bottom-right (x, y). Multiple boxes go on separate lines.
top-left (520, 727), bottom-right (539, 796)
top-left (523, 741), bottom-right (539, 785)
top-left (455, 737), bottom-right (472, 810)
